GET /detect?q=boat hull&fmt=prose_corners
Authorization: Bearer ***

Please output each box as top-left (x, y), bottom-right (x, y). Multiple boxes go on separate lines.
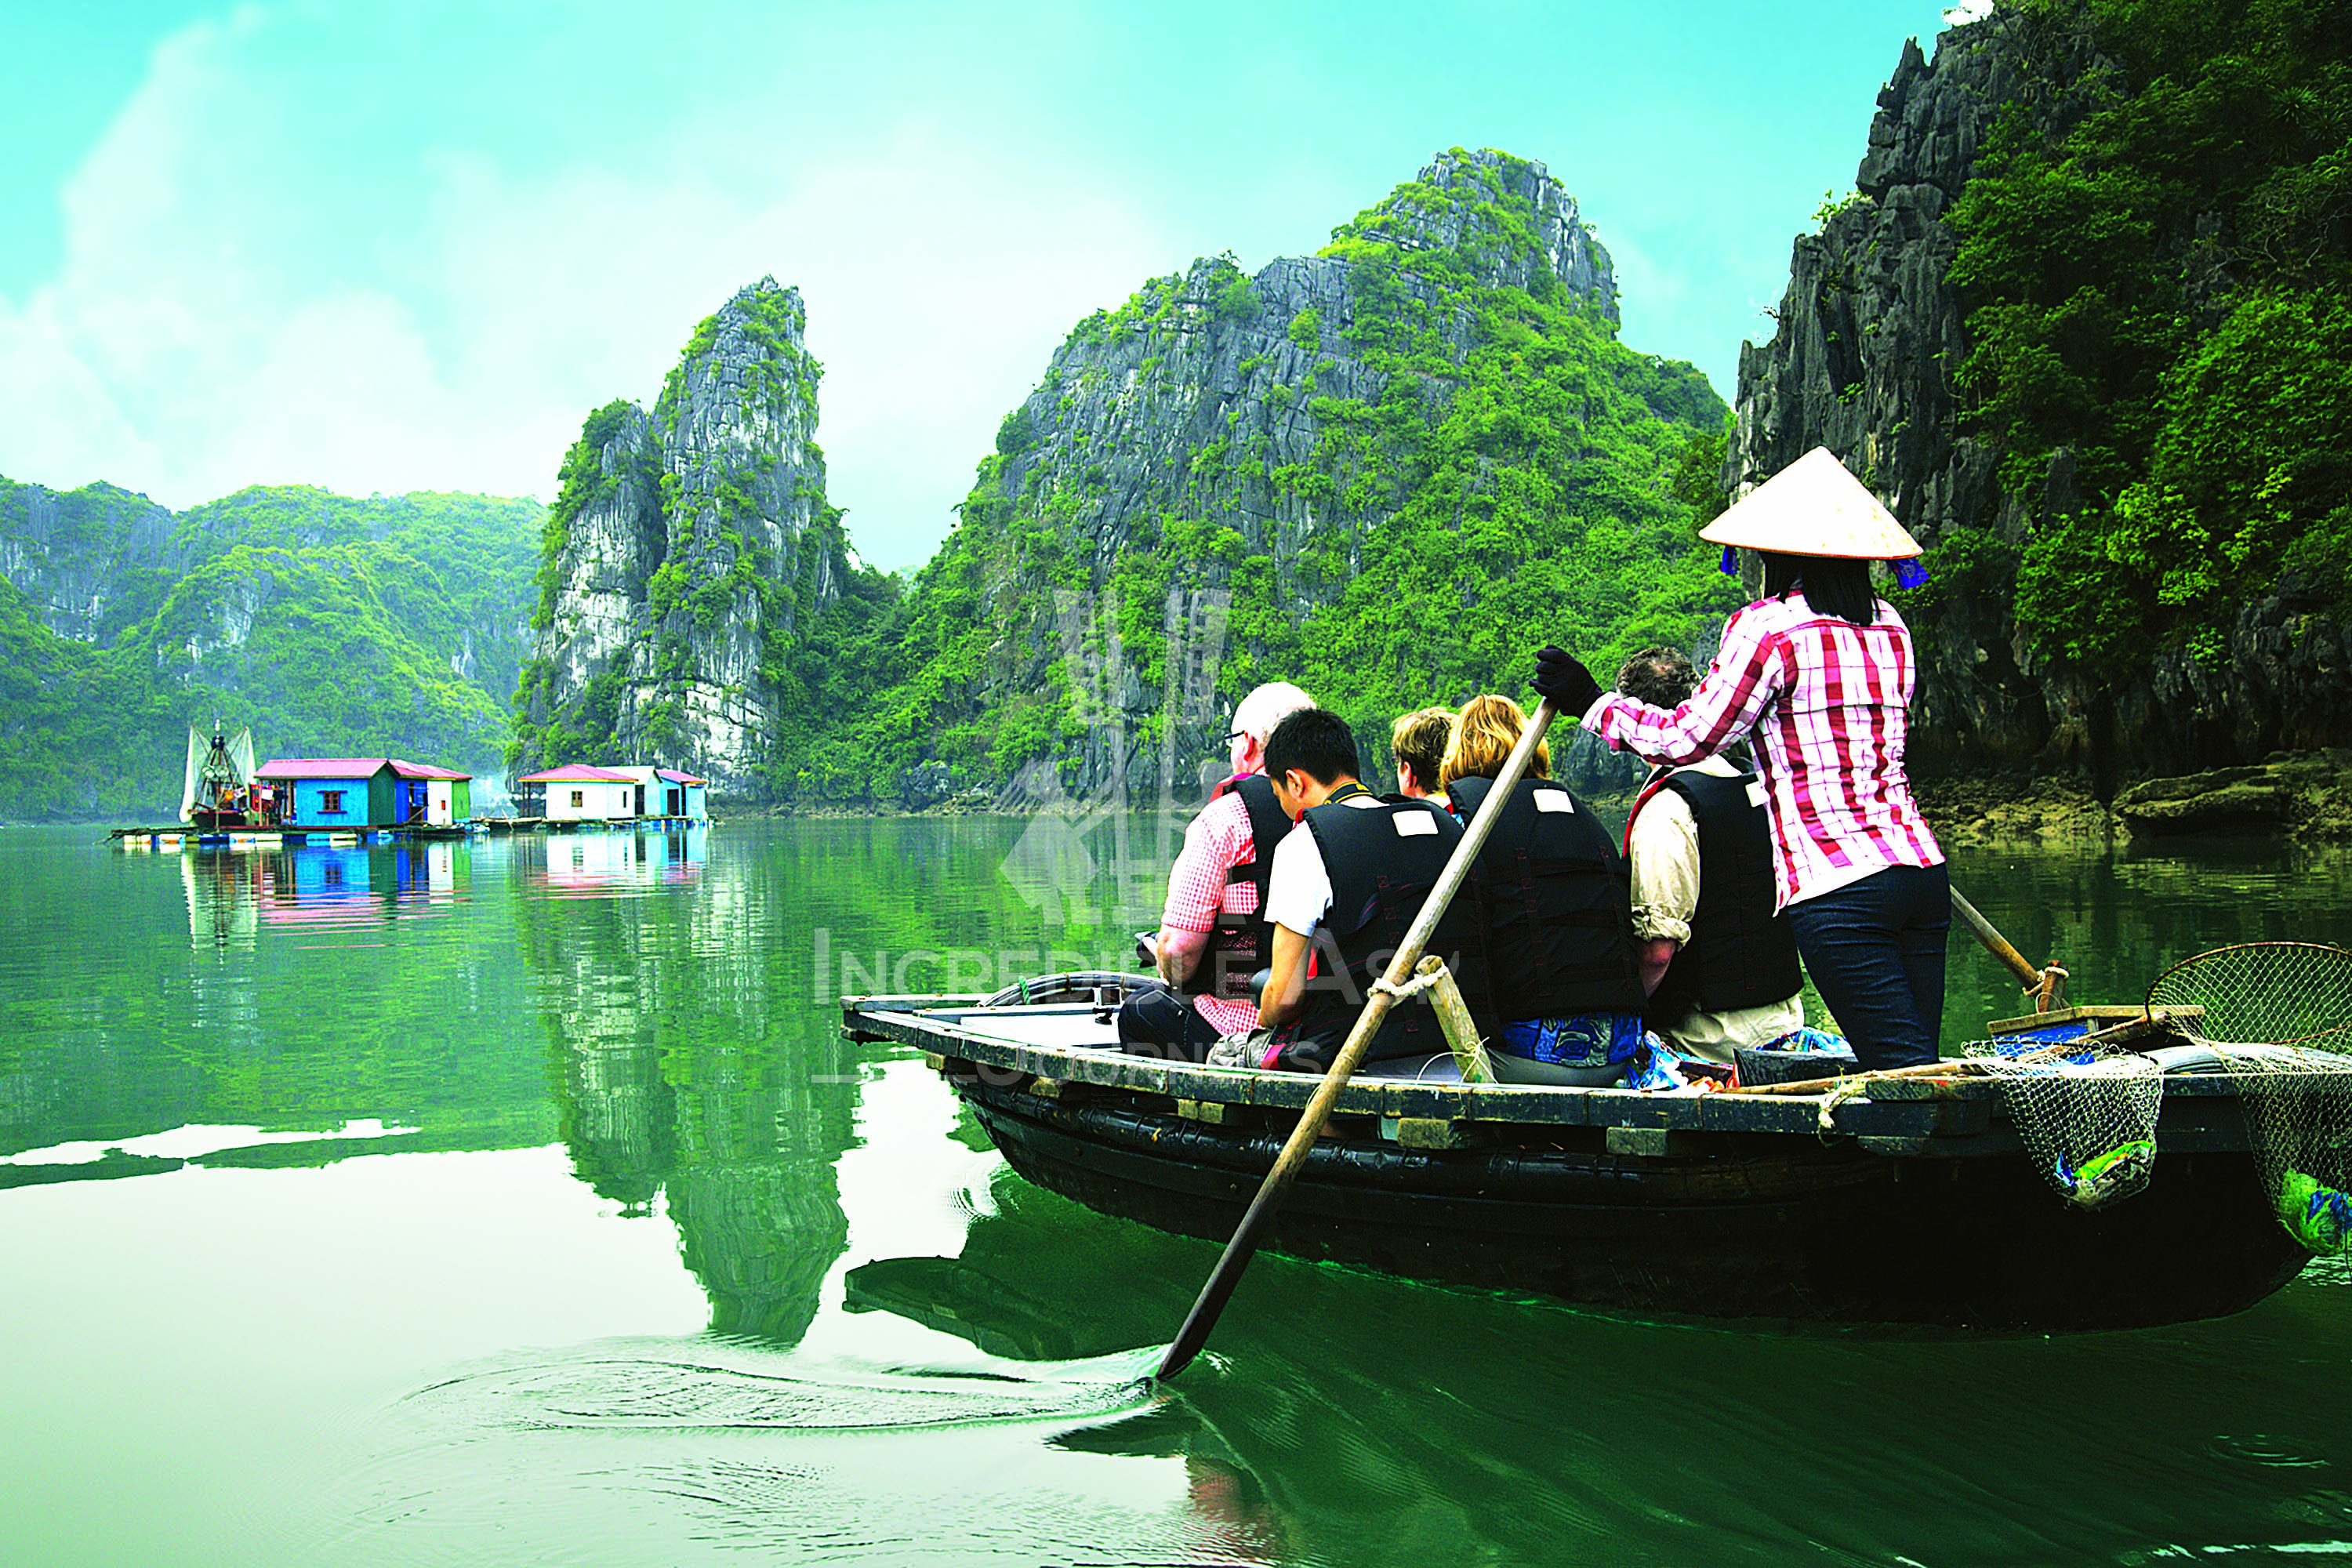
top-left (958, 1074), bottom-right (2307, 1332)
top-left (844, 991), bottom-right (2323, 1334)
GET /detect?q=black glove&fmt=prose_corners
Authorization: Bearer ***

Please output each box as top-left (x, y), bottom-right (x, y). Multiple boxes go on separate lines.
top-left (1532, 645), bottom-right (1602, 713)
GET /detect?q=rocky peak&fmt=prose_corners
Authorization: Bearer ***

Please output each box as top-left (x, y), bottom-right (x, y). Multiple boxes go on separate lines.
top-left (515, 278), bottom-right (846, 797)
top-left (1728, 9), bottom-right (2350, 786)
top-left (1323, 147), bottom-right (1618, 321)
top-left (860, 147), bottom-right (1723, 806)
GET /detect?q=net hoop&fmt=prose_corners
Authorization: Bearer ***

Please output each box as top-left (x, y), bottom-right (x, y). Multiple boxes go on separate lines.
top-left (2146, 942), bottom-right (2352, 1050)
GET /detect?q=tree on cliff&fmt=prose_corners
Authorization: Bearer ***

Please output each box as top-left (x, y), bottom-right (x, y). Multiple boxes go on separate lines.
top-left (1947, 0), bottom-right (2350, 672)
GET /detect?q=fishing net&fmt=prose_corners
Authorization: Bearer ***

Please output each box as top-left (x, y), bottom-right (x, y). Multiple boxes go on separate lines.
top-left (2147, 943), bottom-right (2352, 1254)
top-left (1978, 1032), bottom-right (2166, 1212)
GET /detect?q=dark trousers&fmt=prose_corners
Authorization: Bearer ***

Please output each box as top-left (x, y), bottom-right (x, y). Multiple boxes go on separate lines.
top-left (1116, 982), bottom-right (1223, 1062)
top-left (1786, 862), bottom-right (1951, 1072)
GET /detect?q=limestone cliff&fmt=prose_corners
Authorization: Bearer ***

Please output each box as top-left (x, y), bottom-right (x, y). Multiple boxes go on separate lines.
top-left (855, 148), bottom-right (1731, 806)
top-left (1730, 7), bottom-right (2351, 789)
top-left (515, 278), bottom-right (853, 795)
top-left (0, 481), bottom-right (180, 644)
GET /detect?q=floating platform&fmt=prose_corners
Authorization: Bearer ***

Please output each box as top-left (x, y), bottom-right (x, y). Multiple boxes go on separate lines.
top-left (109, 824), bottom-right (475, 850)
top-left (473, 815), bottom-right (710, 833)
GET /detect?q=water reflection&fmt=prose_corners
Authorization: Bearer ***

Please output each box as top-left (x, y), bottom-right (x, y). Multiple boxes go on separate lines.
top-left (180, 840), bottom-right (467, 950)
top-left (532, 825), bottom-right (709, 898)
top-left (845, 1163), bottom-right (2352, 1566)
top-left (517, 826), bottom-right (855, 1347)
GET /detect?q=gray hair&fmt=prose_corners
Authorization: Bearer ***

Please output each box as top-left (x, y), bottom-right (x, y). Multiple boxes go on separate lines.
top-left (1230, 681), bottom-right (1314, 743)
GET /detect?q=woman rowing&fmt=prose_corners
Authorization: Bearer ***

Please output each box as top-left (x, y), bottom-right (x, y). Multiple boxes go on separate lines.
top-left (1530, 448), bottom-right (1951, 1071)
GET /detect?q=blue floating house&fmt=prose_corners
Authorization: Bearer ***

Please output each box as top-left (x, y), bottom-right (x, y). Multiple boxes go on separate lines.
top-left (256, 757), bottom-right (475, 829)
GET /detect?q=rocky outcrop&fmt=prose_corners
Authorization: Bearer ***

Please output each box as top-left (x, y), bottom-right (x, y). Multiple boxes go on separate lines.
top-left (517, 279), bottom-right (849, 796)
top-left (0, 480), bottom-right (180, 642)
top-left (1728, 12), bottom-right (2350, 790)
top-left (895, 148), bottom-right (1716, 804)
top-left (2114, 753), bottom-right (2352, 839)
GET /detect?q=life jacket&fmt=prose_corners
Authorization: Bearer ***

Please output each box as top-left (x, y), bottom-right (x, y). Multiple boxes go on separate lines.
top-left (1628, 764), bottom-right (1804, 1028)
top-left (1285, 788), bottom-right (1496, 1069)
top-left (1200, 772), bottom-right (1294, 1000)
top-left (1445, 775), bottom-right (1646, 1022)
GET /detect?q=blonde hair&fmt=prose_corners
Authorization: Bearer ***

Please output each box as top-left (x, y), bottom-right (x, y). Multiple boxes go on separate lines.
top-left (1389, 707), bottom-right (1454, 790)
top-left (1439, 694), bottom-right (1552, 787)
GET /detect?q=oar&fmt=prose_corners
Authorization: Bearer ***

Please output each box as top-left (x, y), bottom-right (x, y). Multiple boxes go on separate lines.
top-left (1154, 696), bottom-right (1560, 1382)
top-left (1951, 884), bottom-right (2067, 1012)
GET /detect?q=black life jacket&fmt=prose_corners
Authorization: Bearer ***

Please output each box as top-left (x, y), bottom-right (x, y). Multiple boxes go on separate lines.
top-left (1200, 772), bottom-right (1293, 999)
top-left (1445, 775), bottom-right (1646, 1022)
top-left (1285, 789), bottom-right (1496, 1069)
top-left (1633, 764), bottom-right (1804, 1027)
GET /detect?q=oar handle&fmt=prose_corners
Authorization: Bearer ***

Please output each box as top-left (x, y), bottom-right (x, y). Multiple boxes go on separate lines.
top-left (1950, 885), bottom-right (2042, 990)
top-left (1156, 697), bottom-right (1563, 1381)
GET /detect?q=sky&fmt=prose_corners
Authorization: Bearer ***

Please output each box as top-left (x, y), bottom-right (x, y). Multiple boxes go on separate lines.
top-left (0, 1), bottom-right (1987, 572)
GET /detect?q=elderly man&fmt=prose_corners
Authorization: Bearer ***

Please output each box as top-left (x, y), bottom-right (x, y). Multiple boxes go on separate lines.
top-left (1118, 681), bottom-right (1316, 1060)
top-left (1614, 646), bottom-right (1806, 1061)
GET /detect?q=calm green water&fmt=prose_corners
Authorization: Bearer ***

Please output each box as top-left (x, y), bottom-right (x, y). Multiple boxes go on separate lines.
top-left (5, 818), bottom-right (2352, 1566)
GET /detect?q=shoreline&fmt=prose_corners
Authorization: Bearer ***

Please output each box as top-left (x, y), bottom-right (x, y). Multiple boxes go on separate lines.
top-left (26, 750), bottom-right (2351, 844)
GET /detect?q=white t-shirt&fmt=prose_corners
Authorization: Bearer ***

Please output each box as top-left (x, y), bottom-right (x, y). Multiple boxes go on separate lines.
top-left (1265, 792), bottom-right (1385, 935)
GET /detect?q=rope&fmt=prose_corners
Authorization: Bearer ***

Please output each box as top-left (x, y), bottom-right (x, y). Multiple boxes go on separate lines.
top-left (1817, 1074), bottom-right (1873, 1136)
top-left (1370, 967), bottom-right (1446, 1004)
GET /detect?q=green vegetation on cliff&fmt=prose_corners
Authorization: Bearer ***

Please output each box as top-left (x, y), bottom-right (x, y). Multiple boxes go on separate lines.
top-left (0, 483), bottom-right (540, 818)
top-left (1943, 0), bottom-right (2350, 670)
top-left (791, 152), bottom-right (1737, 803)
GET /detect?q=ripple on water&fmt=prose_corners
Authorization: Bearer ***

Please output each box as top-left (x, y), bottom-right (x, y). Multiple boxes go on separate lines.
top-left (397, 1338), bottom-right (1162, 1433)
top-left (328, 1338), bottom-right (1177, 1566)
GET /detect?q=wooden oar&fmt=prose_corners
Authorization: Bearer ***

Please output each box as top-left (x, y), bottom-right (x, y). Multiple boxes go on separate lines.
top-left (1153, 697), bottom-right (1560, 1382)
top-left (1951, 884), bottom-right (2067, 1012)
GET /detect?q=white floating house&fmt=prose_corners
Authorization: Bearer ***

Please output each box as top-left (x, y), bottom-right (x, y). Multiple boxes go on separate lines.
top-left (607, 765), bottom-right (710, 821)
top-left (514, 764), bottom-right (637, 822)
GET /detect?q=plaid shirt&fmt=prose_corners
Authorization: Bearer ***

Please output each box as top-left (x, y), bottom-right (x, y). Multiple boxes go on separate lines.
top-left (1160, 787), bottom-right (1266, 1036)
top-left (1586, 591), bottom-right (1944, 909)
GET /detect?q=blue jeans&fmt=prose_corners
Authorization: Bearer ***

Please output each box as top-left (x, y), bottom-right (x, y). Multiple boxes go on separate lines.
top-left (1786, 862), bottom-right (1951, 1071)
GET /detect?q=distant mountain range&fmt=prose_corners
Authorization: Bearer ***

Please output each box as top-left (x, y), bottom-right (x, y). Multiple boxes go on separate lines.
top-left (5, 0), bottom-right (2343, 822)
top-left (0, 479), bottom-right (538, 818)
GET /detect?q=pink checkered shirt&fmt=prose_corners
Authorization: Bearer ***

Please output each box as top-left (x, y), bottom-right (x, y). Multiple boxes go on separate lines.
top-left (1587, 591), bottom-right (1944, 910)
top-left (1160, 786), bottom-right (1265, 1035)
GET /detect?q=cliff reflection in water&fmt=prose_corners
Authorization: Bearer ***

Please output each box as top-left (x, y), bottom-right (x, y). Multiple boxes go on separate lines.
top-left (517, 826), bottom-right (856, 1347)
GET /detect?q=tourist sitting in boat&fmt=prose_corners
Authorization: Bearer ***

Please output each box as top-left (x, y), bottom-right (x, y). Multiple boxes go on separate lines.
top-left (1118, 681), bottom-right (1316, 1062)
top-left (1614, 646), bottom-right (1807, 1062)
top-left (1388, 706), bottom-right (1454, 802)
top-left (1438, 695), bottom-right (1650, 1086)
top-left (1531, 447), bottom-right (1950, 1072)
top-left (1248, 706), bottom-right (1496, 1072)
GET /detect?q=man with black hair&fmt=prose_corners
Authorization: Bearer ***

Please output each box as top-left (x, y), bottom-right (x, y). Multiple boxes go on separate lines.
top-left (1118, 681), bottom-right (1314, 1061)
top-left (1247, 706), bottom-right (1494, 1072)
top-left (1615, 646), bottom-right (1806, 1061)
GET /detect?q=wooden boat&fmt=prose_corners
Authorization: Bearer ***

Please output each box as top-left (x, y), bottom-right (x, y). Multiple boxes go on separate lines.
top-left (843, 977), bottom-right (2330, 1333)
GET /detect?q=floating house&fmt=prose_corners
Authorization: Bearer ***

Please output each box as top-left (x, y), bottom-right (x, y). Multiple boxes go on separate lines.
top-left (608, 765), bottom-right (710, 820)
top-left (256, 758), bottom-right (475, 829)
top-left (514, 764), bottom-right (637, 822)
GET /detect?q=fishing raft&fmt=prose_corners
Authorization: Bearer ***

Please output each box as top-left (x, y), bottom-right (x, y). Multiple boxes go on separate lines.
top-left (843, 977), bottom-right (2345, 1333)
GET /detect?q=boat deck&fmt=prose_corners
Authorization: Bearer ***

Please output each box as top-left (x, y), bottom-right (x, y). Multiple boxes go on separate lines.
top-left (843, 993), bottom-right (2279, 1159)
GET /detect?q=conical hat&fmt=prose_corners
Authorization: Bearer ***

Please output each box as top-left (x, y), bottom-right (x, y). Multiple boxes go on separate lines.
top-left (1699, 446), bottom-right (1922, 559)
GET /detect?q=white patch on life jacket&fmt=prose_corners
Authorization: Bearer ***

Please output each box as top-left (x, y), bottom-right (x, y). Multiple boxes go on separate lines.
top-left (1746, 779), bottom-right (1769, 809)
top-left (1534, 792), bottom-right (1575, 814)
top-left (1394, 812), bottom-right (1439, 836)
